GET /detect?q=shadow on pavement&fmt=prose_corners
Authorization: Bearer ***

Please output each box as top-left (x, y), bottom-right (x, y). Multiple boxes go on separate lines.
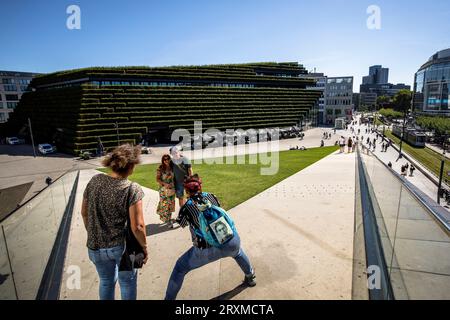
top-left (211, 283), bottom-right (248, 300)
top-left (146, 223), bottom-right (180, 236)
top-left (0, 181), bottom-right (33, 221)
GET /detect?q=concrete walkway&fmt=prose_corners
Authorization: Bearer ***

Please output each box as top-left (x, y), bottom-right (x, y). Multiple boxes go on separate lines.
top-left (348, 118), bottom-right (449, 212)
top-left (60, 149), bottom-right (356, 300)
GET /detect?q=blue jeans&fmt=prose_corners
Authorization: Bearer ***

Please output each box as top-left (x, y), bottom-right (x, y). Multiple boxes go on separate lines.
top-left (165, 233), bottom-right (253, 300)
top-left (88, 245), bottom-right (138, 300)
top-left (174, 179), bottom-right (185, 198)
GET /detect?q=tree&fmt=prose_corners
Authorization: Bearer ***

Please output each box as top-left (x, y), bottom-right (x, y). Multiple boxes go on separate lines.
top-left (376, 95), bottom-right (391, 110)
top-left (379, 108), bottom-right (403, 119)
top-left (392, 90), bottom-right (412, 113)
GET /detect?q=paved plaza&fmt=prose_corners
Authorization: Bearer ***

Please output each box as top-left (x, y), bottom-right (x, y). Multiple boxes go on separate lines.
top-left (60, 148), bottom-right (356, 300)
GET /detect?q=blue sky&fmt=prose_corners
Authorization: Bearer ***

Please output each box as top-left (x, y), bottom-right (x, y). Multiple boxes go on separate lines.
top-left (1, 0), bottom-right (449, 91)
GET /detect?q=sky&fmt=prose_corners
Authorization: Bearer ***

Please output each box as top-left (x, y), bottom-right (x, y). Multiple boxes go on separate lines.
top-left (1, 0), bottom-right (449, 92)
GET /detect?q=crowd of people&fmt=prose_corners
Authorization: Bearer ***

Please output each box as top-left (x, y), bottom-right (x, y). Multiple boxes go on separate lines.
top-left (81, 144), bottom-right (256, 300)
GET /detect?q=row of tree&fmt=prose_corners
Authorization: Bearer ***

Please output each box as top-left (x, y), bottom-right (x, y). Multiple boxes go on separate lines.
top-left (376, 89), bottom-right (412, 112)
top-left (416, 116), bottom-right (450, 136)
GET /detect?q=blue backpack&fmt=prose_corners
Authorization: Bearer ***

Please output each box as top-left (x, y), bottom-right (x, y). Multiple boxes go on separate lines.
top-left (187, 192), bottom-right (236, 248)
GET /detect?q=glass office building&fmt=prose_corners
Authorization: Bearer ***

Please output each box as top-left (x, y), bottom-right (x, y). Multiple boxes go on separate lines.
top-left (413, 49), bottom-right (450, 116)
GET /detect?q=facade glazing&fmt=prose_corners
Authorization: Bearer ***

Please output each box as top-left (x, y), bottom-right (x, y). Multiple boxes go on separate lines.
top-left (413, 49), bottom-right (450, 116)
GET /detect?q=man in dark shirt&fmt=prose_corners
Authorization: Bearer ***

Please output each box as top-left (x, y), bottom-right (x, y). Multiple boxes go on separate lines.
top-left (165, 174), bottom-right (256, 300)
top-left (170, 146), bottom-right (193, 207)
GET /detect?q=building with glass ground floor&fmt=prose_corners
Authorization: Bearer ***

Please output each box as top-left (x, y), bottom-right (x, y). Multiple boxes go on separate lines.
top-left (5, 62), bottom-right (321, 154)
top-left (413, 48), bottom-right (450, 116)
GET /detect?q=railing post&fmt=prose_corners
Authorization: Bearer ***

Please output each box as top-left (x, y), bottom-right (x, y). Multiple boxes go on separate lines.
top-left (438, 159), bottom-right (445, 205)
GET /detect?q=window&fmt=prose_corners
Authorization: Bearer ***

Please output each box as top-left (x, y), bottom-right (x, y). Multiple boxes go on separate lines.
top-left (18, 79), bottom-right (30, 85)
top-left (3, 84), bottom-right (17, 91)
top-left (2, 78), bottom-right (14, 84)
top-left (5, 94), bottom-right (18, 101)
top-left (6, 102), bottom-right (18, 109)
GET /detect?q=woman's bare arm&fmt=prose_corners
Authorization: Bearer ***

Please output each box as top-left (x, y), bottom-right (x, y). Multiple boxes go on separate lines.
top-left (129, 200), bottom-right (148, 263)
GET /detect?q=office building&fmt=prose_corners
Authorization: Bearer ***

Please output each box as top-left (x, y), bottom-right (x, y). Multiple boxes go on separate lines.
top-left (324, 76), bottom-right (353, 124)
top-left (413, 48), bottom-right (450, 116)
top-left (0, 71), bottom-right (39, 123)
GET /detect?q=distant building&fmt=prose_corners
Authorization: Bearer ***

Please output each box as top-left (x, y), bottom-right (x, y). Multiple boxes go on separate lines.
top-left (353, 92), bottom-right (377, 110)
top-left (413, 48), bottom-right (450, 116)
top-left (360, 65), bottom-right (410, 102)
top-left (360, 83), bottom-right (411, 97)
top-left (353, 93), bottom-right (360, 110)
top-left (325, 76), bottom-right (353, 124)
top-left (364, 65), bottom-right (389, 85)
top-left (304, 72), bottom-right (327, 124)
top-left (0, 71), bottom-right (40, 123)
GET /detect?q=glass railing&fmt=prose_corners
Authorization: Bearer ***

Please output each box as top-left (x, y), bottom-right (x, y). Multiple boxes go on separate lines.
top-left (355, 146), bottom-right (450, 299)
top-left (0, 170), bottom-right (79, 300)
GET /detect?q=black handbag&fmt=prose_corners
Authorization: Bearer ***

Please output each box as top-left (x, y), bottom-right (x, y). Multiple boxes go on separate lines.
top-left (119, 183), bottom-right (145, 271)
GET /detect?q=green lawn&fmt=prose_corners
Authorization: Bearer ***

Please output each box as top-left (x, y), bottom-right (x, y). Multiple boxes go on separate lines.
top-left (385, 130), bottom-right (449, 186)
top-left (100, 146), bottom-right (338, 210)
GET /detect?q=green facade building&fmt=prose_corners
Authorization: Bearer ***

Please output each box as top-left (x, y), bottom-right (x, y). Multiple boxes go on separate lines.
top-left (7, 62), bottom-right (321, 154)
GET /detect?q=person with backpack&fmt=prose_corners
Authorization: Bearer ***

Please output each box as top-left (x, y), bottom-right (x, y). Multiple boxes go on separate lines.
top-left (164, 174), bottom-right (256, 300)
top-left (170, 146), bottom-right (193, 207)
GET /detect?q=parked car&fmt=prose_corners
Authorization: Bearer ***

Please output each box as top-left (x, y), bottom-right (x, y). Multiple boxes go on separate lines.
top-left (38, 143), bottom-right (57, 154)
top-left (6, 137), bottom-right (21, 145)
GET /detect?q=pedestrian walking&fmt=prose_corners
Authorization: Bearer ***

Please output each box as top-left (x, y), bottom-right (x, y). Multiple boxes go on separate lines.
top-left (401, 165), bottom-right (407, 176)
top-left (347, 137), bottom-right (353, 153)
top-left (410, 164), bottom-right (416, 176)
top-left (339, 136), bottom-right (346, 153)
top-left (388, 161), bottom-right (392, 169)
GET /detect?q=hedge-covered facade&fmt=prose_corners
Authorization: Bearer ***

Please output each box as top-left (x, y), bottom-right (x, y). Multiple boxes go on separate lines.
top-left (7, 62), bottom-right (321, 154)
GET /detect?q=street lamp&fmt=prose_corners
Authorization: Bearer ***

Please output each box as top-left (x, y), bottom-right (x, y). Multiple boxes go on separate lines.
top-left (398, 107), bottom-right (408, 159)
top-left (28, 117), bottom-right (37, 158)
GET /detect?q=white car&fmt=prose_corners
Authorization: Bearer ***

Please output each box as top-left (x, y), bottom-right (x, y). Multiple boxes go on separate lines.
top-left (38, 143), bottom-right (57, 154)
top-left (6, 137), bottom-right (21, 145)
